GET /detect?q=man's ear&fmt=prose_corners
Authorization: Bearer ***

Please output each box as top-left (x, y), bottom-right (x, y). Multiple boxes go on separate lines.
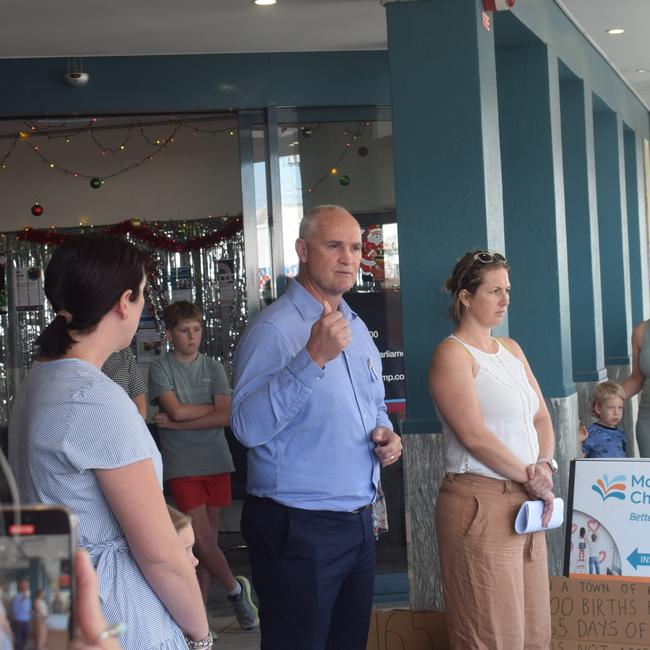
top-left (295, 238), bottom-right (308, 264)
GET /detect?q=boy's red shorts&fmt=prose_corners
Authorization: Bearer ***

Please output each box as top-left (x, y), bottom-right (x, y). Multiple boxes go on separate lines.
top-left (167, 472), bottom-right (232, 512)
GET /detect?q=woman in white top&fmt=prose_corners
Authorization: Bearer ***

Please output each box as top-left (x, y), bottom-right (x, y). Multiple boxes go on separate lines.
top-left (429, 250), bottom-right (556, 650)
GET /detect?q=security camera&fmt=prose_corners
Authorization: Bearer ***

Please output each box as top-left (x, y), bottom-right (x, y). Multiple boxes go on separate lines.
top-left (63, 71), bottom-right (89, 87)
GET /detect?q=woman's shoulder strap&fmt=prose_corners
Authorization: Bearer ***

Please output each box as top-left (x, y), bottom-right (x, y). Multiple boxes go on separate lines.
top-left (445, 334), bottom-right (476, 361)
top-left (494, 336), bottom-right (511, 353)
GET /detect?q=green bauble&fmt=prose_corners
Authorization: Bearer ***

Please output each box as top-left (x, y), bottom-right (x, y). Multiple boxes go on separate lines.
top-left (339, 174), bottom-right (350, 186)
top-left (90, 177), bottom-right (103, 189)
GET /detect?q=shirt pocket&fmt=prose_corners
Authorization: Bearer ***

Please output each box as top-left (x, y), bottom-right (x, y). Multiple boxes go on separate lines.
top-left (345, 353), bottom-right (379, 409)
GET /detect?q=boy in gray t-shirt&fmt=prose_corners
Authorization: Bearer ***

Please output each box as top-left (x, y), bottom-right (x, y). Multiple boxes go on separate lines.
top-left (148, 301), bottom-right (258, 630)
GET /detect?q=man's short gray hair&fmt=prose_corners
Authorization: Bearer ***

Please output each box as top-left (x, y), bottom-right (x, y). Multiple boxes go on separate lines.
top-left (298, 205), bottom-right (351, 240)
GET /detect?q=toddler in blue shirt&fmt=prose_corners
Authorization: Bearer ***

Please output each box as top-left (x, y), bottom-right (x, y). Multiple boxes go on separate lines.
top-left (580, 380), bottom-right (626, 458)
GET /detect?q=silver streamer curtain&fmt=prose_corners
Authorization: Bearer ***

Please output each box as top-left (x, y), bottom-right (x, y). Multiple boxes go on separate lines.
top-left (0, 218), bottom-right (246, 428)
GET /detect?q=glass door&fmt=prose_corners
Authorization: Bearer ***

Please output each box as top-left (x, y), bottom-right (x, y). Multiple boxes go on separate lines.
top-left (241, 106), bottom-right (408, 602)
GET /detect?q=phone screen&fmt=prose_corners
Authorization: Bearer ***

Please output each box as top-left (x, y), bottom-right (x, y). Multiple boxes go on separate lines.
top-left (0, 506), bottom-right (76, 649)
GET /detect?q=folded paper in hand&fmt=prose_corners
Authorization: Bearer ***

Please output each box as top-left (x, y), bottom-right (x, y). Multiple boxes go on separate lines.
top-left (514, 497), bottom-right (564, 534)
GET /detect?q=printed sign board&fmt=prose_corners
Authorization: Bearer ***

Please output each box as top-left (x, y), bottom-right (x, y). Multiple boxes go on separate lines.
top-left (565, 459), bottom-right (650, 579)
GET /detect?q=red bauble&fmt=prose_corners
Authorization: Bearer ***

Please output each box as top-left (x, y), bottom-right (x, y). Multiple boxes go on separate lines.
top-left (31, 203), bottom-right (44, 217)
top-left (358, 146), bottom-right (369, 157)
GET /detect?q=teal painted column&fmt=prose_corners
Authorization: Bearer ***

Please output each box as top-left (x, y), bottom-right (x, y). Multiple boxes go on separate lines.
top-left (559, 77), bottom-right (606, 383)
top-left (624, 128), bottom-right (650, 325)
top-left (386, 0), bottom-right (505, 433)
top-left (594, 109), bottom-right (632, 365)
top-left (496, 44), bottom-right (574, 397)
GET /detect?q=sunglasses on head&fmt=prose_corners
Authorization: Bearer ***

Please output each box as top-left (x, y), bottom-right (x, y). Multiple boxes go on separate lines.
top-left (472, 251), bottom-right (506, 264)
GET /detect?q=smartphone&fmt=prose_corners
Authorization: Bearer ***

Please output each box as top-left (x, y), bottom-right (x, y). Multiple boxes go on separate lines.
top-left (0, 505), bottom-right (77, 647)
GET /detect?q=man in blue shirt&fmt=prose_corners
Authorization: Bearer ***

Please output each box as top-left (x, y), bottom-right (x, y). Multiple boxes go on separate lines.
top-left (232, 205), bottom-right (402, 650)
top-left (10, 579), bottom-right (31, 650)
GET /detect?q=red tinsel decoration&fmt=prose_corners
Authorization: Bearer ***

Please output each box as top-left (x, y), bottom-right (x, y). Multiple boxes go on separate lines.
top-left (15, 216), bottom-right (243, 253)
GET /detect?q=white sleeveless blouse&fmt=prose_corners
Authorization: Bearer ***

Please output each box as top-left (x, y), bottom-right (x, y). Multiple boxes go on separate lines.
top-left (441, 336), bottom-right (540, 480)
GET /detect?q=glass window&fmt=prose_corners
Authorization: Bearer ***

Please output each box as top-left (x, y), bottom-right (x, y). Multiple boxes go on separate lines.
top-left (275, 112), bottom-right (407, 595)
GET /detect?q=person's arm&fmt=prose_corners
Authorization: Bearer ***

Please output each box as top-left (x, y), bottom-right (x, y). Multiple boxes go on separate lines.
top-left (0, 610), bottom-right (11, 642)
top-left (154, 394), bottom-right (230, 430)
top-left (157, 390), bottom-right (214, 422)
top-left (503, 338), bottom-right (555, 460)
top-left (148, 359), bottom-right (214, 422)
top-left (372, 427), bottom-right (402, 466)
top-left (623, 321), bottom-right (646, 399)
top-left (231, 319), bottom-right (327, 448)
top-left (499, 337), bottom-right (556, 525)
top-left (95, 460), bottom-right (208, 642)
top-left (429, 339), bottom-right (531, 483)
top-left (70, 550), bottom-right (121, 650)
top-left (132, 393), bottom-right (147, 419)
top-left (579, 425), bottom-right (589, 458)
top-left (126, 352), bottom-right (148, 419)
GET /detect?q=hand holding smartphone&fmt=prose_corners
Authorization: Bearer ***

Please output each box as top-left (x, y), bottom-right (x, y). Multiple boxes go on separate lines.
top-left (1, 506), bottom-right (123, 649)
top-left (1, 505), bottom-right (77, 649)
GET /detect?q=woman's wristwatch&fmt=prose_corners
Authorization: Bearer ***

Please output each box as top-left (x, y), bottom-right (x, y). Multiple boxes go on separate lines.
top-left (537, 457), bottom-right (558, 473)
top-left (185, 632), bottom-right (214, 649)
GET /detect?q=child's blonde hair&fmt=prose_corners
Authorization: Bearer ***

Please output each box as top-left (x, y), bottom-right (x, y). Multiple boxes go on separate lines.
top-left (591, 380), bottom-right (625, 417)
top-left (167, 504), bottom-right (192, 533)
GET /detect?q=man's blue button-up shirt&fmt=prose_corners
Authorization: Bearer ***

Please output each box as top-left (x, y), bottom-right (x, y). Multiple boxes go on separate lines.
top-left (232, 279), bottom-right (391, 511)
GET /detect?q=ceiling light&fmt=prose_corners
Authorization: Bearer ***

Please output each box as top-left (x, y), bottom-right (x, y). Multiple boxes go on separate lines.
top-left (606, 28), bottom-right (625, 35)
top-left (254, 0), bottom-right (277, 5)
top-left (636, 69), bottom-right (648, 73)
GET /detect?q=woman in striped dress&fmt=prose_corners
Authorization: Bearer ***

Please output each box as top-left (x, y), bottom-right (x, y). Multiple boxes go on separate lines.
top-left (9, 235), bottom-right (211, 650)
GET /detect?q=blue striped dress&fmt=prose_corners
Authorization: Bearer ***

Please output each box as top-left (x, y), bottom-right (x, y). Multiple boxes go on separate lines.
top-left (9, 358), bottom-right (188, 650)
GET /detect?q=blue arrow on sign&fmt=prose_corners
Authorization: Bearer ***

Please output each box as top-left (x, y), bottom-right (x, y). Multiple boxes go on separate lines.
top-left (627, 548), bottom-right (650, 570)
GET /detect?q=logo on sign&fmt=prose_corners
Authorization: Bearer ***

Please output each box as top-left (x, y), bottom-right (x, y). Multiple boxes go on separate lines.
top-left (592, 474), bottom-right (626, 501)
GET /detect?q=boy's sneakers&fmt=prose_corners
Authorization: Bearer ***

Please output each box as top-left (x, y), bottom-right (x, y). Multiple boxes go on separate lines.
top-left (228, 576), bottom-right (259, 630)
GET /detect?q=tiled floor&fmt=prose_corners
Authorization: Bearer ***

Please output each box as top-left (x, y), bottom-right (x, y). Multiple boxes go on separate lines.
top-left (206, 541), bottom-right (260, 648)
top-left (208, 613), bottom-right (261, 649)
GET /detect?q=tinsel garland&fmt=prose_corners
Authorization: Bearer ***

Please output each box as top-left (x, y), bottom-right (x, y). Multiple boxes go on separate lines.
top-left (0, 219), bottom-right (247, 429)
top-left (15, 216), bottom-right (243, 253)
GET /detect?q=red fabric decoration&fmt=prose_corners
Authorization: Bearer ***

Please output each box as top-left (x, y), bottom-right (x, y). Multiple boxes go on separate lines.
top-left (482, 0), bottom-right (515, 11)
top-left (16, 216), bottom-right (243, 252)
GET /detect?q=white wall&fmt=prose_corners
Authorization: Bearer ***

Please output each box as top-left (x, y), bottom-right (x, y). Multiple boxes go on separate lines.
top-left (0, 114), bottom-right (242, 232)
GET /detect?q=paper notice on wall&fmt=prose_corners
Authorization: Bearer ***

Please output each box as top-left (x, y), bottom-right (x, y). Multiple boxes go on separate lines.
top-left (218, 259), bottom-right (235, 304)
top-left (170, 266), bottom-right (192, 302)
top-left (14, 266), bottom-right (45, 310)
top-left (136, 329), bottom-right (163, 363)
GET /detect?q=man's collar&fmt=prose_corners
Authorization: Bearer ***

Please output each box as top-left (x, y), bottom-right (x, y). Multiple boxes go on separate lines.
top-left (286, 277), bottom-right (357, 321)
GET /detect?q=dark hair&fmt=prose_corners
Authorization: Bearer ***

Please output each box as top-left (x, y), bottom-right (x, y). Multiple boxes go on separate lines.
top-left (445, 249), bottom-right (510, 324)
top-left (37, 235), bottom-right (148, 357)
top-left (163, 301), bottom-right (203, 330)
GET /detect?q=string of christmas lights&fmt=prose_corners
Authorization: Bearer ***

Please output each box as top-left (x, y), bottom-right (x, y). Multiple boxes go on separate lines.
top-left (1, 137), bottom-right (17, 169)
top-left (17, 122), bottom-right (181, 184)
top-left (1, 116), bottom-right (372, 215)
top-left (304, 121), bottom-right (370, 193)
top-left (0, 117), bottom-right (244, 187)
